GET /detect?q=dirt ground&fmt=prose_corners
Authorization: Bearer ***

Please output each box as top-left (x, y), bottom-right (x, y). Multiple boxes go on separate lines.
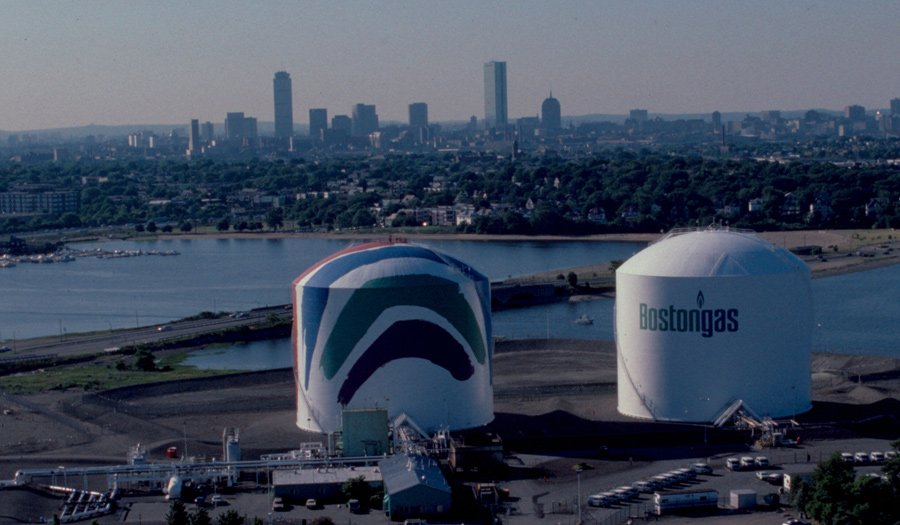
top-left (1, 339), bottom-right (897, 477)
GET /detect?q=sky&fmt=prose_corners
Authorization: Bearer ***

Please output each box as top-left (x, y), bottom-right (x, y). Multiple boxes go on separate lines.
top-left (2, 0), bottom-right (899, 131)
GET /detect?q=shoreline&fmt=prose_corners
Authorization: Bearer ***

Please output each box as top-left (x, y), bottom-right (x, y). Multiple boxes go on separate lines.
top-left (150, 227), bottom-right (900, 280)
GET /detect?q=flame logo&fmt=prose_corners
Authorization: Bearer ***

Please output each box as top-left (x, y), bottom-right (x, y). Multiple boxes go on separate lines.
top-left (696, 291), bottom-right (705, 309)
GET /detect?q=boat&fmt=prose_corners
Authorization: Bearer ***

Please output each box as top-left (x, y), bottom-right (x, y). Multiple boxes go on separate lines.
top-left (573, 314), bottom-right (594, 325)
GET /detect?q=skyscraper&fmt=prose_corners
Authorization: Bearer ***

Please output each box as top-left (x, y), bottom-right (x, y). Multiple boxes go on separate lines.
top-left (351, 104), bottom-right (379, 137)
top-left (188, 119), bottom-right (200, 154)
top-left (409, 102), bottom-right (428, 143)
top-left (483, 61), bottom-right (508, 128)
top-left (540, 93), bottom-right (561, 132)
top-left (273, 71), bottom-right (294, 139)
top-left (225, 112), bottom-right (246, 141)
top-left (409, 102), bottom-right (428, 130)
top-left (309, 108), bottom-right (328, 141)
top-left (891, 98), bottom-right (900, 116)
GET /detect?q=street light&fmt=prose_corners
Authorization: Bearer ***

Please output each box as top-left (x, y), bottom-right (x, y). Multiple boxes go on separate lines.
top-left (573, 462), bottom-right (592, 525)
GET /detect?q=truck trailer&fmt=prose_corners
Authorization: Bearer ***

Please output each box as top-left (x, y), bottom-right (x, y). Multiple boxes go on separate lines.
top-left (653, 489), bottom-right (719, 515)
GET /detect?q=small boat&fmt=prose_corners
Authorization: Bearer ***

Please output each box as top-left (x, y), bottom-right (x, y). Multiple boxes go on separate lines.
top-left (573, 314), bottom-right (594, 325)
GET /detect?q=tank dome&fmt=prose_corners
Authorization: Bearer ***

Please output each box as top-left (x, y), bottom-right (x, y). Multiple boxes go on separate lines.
top-left (292, 241), bottom-right (493, 433)
top-left (615, 229), bottom-right (812, 422)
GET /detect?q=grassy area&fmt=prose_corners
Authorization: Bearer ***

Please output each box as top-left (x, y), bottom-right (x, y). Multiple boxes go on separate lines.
top-left (0, 353), bottom-right (232, 395)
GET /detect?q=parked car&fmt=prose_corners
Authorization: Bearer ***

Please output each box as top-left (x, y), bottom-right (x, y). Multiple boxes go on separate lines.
top-left (740, 456), bottom-right (756, 469)
top-left (869, 451), bottom-right (885, 464)
top-left (306, 498), bottom-right (318, 509)
top-left (840, 452), bottom-right (855, 463)
top-left (726, 457), bottom-right (741, 471)
top-left (691, 462), bottom-right (713, 475)
top-left (272, 497), bottom-right (285, 512)
top-left (755, 456), bottom-right (769, 468)
top-left (854, 452), bottom-right (869, 465)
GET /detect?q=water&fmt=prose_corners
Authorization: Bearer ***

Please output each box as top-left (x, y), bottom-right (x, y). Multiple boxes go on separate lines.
top-left (2, 237), bottom-right (897, 369)
top-left (0, 237), bottom-right (641, 340)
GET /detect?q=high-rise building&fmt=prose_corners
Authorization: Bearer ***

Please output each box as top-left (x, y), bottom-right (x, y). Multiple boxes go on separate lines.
top-left (711, 111), bottom-right (722, 130)
top-left (540, 92), bottom-right (561, 132)
top-left (629, 109), bottom-right (649, 122)
top-left (890, 98), bottom-right (900, 116)
top-left (409, 102), bottom-right (428, 130)
top-left (188, 119), bottom-right (200, 154)
top-left (845, 105), bottom-right (866, 121)
top-left (225, 112), bottom-right (246, 141)
top-left (309, 108), bottom-right (328, 140)
top-left (273, 71), bottom-right (294, 139)
top-left (351, 103), bottom-right (379, 137)
top-left (408, 102), bottom-right (428, 143)
top-left (202, 121), bottom-right (214, 142)
top-left (483, 61), bottom-right (508, 128)
top-left (331, 115), bottom-right (352, 134)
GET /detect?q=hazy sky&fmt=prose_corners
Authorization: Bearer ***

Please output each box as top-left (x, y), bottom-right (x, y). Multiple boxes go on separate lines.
top-left (2, 1), bottom-right (899, 131)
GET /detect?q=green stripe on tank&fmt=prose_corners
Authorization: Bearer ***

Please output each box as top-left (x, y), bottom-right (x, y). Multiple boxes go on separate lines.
top-left (319, 274), bottom-right (486, 379)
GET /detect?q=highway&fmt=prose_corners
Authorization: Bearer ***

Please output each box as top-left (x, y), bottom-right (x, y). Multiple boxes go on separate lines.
top-left (1, 305), bottom-right (293, 360)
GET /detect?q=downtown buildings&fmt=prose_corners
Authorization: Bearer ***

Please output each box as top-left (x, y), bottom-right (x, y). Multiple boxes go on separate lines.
top-left (273, 71), bottom-right (294, 140)
top-left (483, 61), bottom-right (508, 130)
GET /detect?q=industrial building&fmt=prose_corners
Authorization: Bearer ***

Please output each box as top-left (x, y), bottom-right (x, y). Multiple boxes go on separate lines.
top-left (381, 453), bottom-right (452, 519)
top-left (272, 465), bottom-right (383, 503)
top-left (615, 228), bottom-right (812, 422)
top-left (292, 241), bottom-right (494, 434)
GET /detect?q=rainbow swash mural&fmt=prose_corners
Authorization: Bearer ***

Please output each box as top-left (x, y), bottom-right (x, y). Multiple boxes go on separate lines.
top-left (292, 241), bottom-right (494, 433)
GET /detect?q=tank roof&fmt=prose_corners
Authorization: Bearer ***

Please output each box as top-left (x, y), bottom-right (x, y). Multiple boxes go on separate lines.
top-left (618, 229), bottom-right (808, 277)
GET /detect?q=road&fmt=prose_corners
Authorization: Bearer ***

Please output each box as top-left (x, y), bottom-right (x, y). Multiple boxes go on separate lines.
top-left (1, 305), bottom-right (292, 360)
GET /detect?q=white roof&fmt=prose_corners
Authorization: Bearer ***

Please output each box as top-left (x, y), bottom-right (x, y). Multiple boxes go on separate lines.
top-left (618, 229), bottom-right (808, 277)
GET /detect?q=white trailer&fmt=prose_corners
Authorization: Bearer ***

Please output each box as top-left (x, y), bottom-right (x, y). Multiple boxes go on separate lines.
top-left (653, 489), bottom-right (719, 515)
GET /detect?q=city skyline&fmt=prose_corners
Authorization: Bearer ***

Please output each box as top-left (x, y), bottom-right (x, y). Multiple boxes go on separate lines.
top-left (2, 1), bottom-right (900, 132)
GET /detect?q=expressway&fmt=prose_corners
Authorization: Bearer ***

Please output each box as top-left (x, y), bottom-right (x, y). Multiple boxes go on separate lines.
top-left (1, 305), bottom-right (293, 361)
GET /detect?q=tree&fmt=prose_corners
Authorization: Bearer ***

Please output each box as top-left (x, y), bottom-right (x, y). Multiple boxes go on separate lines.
top-left (215, 510), bottom-right (244, 525)
top-left (146, 221), bottom-right (158, 233)
top-left (180, 221), bottom-right (193, 232)
top-left (216, 218), bottom-right (230, 232)
top-left (566, 271), bottom-right (578, 288)
top-left (266, 207), bottom-right (284, 231)
top-left (189, 507), bottom-right (212, 525)
top-left (133, 350), bottom-right (157, 372)
top-left (805, 453), bottom-right (856, 525)
top-left (310, 518), bottom-right (334, 525)
top-left (341, 475), bottom-right (371, 504)
top-left (165, 500), bottom-right (189, 525)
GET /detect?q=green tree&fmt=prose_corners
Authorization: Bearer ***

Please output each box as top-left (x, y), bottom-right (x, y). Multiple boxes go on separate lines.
top-left (133, 350), bottom-right (157, 372)
top-left (165, 500), bottom-right (189, 525)
top-left (189, 507), bottom-right (212, 525)
top-left (266, 207), bottom-right (284, 231)
top-left (566, 271), bottom-right (578, 288)
top-left (215, 510), bottom-right (244, 525)
top-left (806, 453), bottom-right (856, 525)
top-left (341, 475), bottom-right (371, 504)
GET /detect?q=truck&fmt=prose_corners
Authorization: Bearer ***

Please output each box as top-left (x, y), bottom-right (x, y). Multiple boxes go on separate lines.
top-left (653, 489), bottom-right (719, 515)
top-left (783, 472), bottom-right (814, 493)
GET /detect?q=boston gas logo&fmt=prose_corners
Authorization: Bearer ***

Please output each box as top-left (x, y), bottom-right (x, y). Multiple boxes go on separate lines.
top-left (639, 291), bottom-right (738, 338)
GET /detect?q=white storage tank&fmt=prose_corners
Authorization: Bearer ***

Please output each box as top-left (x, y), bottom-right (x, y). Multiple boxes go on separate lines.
top-left (616, 229), bottom-right (812, 422)
top-left (293, 241), bottom-right (493, 434)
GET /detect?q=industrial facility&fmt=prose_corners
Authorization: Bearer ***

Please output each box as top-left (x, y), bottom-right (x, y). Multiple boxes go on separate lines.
top-left (291, 240), bottom-right (494, 434)
top-left (615, 228), bottom-right (813, 422)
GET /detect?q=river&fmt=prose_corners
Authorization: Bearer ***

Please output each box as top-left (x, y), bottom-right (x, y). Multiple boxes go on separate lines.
top-left (1, 237), bottom-right (897, 367)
